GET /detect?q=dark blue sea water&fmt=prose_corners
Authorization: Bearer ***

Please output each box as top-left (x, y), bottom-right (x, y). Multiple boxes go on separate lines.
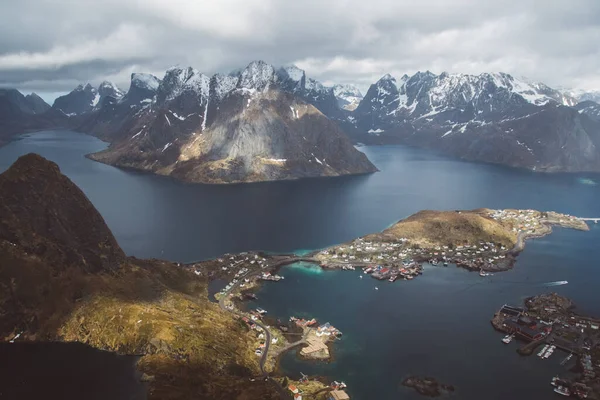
top-left (1, 130), bottom-right (599, 399)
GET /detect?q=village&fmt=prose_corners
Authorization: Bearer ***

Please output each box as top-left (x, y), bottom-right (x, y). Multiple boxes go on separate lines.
top-left (180, 209), bottom-right (591, 399)
top-left (492, 293), bottom-right (600, 399)
top-left (198, 251), bottom-right (352, 399)
top-left (313, 209), bottom-right (589, 281)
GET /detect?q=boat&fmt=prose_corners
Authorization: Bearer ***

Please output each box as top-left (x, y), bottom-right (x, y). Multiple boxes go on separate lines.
top-left (538, 345), bottom-right (549, 357)
top-left (560, 353), bottom-right (573, 366)
top-left (502, 334), bottom-right (514, 344)
top-left (375, 287), bottom-right (379, 290)
top-left (551, 377), bottom-right (569, 387)
top-left (443, 261), bottom-right (448, 266)
top-left (359, 275), bottom-right (363, 279)
top-left (554, 386), bottom-right (571, 396)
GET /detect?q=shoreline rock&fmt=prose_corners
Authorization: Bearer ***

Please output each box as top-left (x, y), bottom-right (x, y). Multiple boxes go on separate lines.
top-left (402, 376), bottom-right (455, 397)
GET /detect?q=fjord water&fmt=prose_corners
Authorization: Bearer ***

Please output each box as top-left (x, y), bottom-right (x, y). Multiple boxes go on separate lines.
top-left (1, 130), bottom-right (599, 399)
top-left (0, 342), bottom-right (146, 400)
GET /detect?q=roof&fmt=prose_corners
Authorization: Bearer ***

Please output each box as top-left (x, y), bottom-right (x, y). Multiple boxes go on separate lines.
top-left (330, 390), bottom-right (350, 400)
top-left (288, 385), bottom-right (299, 393)
top-left (294, 395), bottom-right (302, 400)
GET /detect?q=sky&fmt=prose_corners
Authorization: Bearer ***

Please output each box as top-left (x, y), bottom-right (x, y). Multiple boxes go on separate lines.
top-left (1, 0), bottom-right (599, 103)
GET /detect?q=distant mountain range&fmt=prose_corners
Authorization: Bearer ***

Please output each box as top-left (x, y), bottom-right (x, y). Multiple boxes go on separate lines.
top-left (0, 89), bottom-right (67, 145)
top-left (2, 61), bottom-right (600, 175)
top-left (343, 72), bottom-right (600, 172)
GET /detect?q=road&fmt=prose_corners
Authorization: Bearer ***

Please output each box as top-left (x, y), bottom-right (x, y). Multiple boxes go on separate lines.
top-left (217, 256), bottom-right (314, 398)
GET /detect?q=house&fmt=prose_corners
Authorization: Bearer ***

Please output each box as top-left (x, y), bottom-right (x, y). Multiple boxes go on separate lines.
top-left (329, 390), bottom-right (350, 400)
top-left (288, 384), bottom-right (299, 394)
top-left (294, 394), bottom-right (303, 400)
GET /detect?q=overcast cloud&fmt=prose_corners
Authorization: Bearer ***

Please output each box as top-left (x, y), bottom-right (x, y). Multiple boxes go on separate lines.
top-left (1, 0), bottom-right (599, 101)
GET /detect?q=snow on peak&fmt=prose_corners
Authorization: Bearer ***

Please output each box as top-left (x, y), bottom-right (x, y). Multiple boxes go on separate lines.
top-left (98, 81), bottom-right (124, 98)
top-left (159, 66), bottom-right (209, 102)
top-left (333, 84), bottom-right (364, 111)
top-left (237, 60), bottom-right (276, 91)
top-left (379, 73), bottom-right (395, 83)
top-left (280, 65), bottom-right (305, 83)
top-left (131, 73), bottom-right (161, 91)
top-left (305, 78), bottom-right (326, 92)
top-left (212, 73), bottom-right (238, 101)
top-left (74, 83), bottom-right (95, 92)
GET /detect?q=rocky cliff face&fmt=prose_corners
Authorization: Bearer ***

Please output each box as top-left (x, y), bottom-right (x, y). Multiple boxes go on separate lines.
top-left (24, 93), bottom-right (51, 114)
top-left (332, 84), bottom-right (363, 111)
top-left (83, 61), bottom-right (376, 183)
top-left (575, 101), bottom-right (600, 122)
top-left (0, 154), bottom-right (279, 400)
top-left (52, 81), bottom-right (124, 116)
top-left (346, 71), bottom-right (600, 172)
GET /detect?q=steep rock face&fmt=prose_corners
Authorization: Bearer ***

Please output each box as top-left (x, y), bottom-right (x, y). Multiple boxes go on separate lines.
top-left (77, 73), bottom-right (162, 142)
top-left (333, 84), bottom-right (363, 111)
top-left (0, 153), bottom-right (125, 272)
top-left (24, 93), bottom-right (51, 114)
top-left (97, 81), bottom-right (124, 102)
top-left (84, 61), bottom-right (376, 183)
top-left (53, 83), bottom-right (99, 115)
top-left (348, 71), bottom-right (600, 172)
top-left (575, 101), bottom-right (600, 122)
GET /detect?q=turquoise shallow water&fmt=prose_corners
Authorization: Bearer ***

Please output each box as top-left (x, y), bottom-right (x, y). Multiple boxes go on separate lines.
top-left (1, 131), bottom-right (599, 399)
top-left (252, 226), bottom-right (600, 399)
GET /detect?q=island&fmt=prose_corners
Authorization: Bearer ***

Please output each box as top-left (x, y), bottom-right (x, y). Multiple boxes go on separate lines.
top-left (491, 294), bottom-right (599, 399)
top-left (313, 209), bottom-right (588, 278)
top-left (401, 376), bottom-right (455, 397)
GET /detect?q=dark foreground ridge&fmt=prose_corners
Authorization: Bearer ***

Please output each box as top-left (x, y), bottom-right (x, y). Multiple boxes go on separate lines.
top-left (0, 153), bottom-right (282, 400)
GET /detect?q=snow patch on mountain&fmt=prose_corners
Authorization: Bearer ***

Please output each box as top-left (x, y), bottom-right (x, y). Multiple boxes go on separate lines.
top-left (132, 73), bottom-right (160, 91)
top-left (238, 60), bottom-right (276, 91)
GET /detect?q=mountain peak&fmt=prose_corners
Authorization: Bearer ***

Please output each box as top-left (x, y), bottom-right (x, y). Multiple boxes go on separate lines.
top-left (131, 73), bottom-right (161, 91)
top-left (0, 153), bottom-right (125, 272)
top-left (379, 73), bottom-right (395, 82)
top-left (237, 60), bottom-right (276, 91)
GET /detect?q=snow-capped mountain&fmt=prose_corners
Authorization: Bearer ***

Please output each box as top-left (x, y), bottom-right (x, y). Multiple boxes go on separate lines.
top-left (333, 84), bottom-right (363, 111)
top-left (53, 84), bottom-right (98, 116)
top-left (98, 81), bottom-right (124, 101)
top-left (346, 71), bottom-right (600, 172)
top-left (53, 81), bottom-right (125, 116)
top-left (81, 61), bottom-right (376, 183)
top-left (575, 101), bottom-right (600, 121)
top-left (562, 89), bottom-right (600, 104)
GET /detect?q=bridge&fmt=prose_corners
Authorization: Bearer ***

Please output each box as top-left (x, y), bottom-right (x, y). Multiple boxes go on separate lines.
top-left (579, 218), bottom-right (600, 224)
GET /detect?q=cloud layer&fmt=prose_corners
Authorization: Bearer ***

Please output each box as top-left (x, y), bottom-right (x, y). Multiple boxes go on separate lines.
top-left (2, 0), bottom-right (599, 98)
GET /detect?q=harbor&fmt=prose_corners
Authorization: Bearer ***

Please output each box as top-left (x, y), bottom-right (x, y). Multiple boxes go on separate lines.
top-left (491, 294), bottom-right (600, 399)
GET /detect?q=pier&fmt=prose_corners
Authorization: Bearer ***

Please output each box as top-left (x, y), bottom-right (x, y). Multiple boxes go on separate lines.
top-left (579, 217), bottom-right (600, 224)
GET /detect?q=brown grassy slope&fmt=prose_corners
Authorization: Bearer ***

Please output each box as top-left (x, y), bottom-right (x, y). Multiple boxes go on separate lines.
top-left (0, 154), bottom-right (279, 400)
top-left (365, 209), bottom-right (517, 249)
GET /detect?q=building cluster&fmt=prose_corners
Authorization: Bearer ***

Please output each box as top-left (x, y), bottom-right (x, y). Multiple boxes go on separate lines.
top-left (488, 209), bottom-right (580, 235)
top-left (493, 295), bottom-right (600, 399)
top-left (317, 233), bottom-right (512, 279)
